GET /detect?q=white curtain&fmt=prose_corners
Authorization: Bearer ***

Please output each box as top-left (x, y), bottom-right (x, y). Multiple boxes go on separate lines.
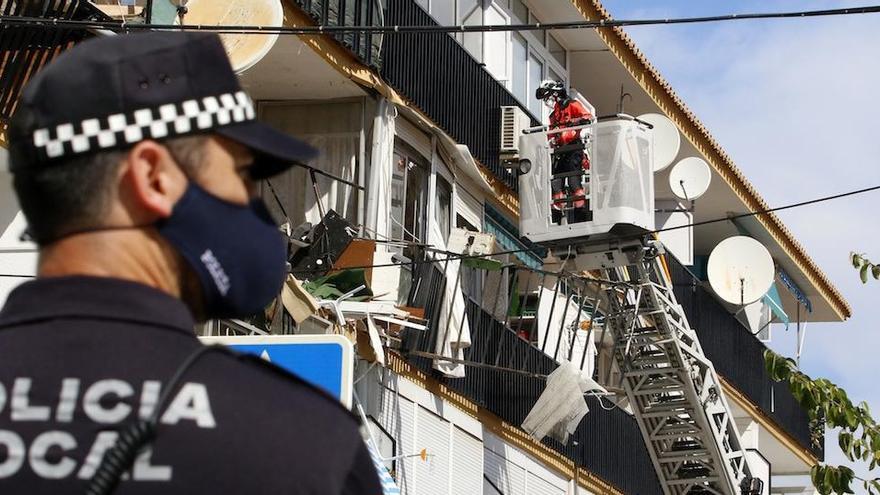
top-left (431, 220), bottom-right (472, 378)
top-left (258, 101), bottom-right (363, 227)
top-left (366, 98), bottom-right (397, 239)
top-left (300, 133), bottom-right (359, 225)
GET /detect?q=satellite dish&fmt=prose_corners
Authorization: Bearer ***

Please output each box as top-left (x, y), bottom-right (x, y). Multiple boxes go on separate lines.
top-left (637, 113), bottom-right (681, 172)
top-left (669, 157), bottom-right (712, 200)
top-left (707, 236), bottom-right (775, 306)
top-left (183, 0), bottom-right (283, 74)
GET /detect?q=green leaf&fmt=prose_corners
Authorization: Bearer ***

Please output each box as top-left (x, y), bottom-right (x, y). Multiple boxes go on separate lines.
top-left (837, 466), bottom-right (855, 494)
top-left (861, 264), bottom-right (870, 284)
top-left (846, 408), bottom-right (860, 430)
top-left (852, 253), bottom-right (863, 268)
top-left (873, 265), bottom-right (880, 280)
top-left (816, 466), bottom-right (834, 495)
top-left (839, 431), bottom-right (854, 461)
top-left (822, 466), bottom-right (835, 495)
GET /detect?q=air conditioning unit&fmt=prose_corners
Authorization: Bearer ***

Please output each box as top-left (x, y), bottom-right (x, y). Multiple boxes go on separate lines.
top-left (500, 105), bottom-right (531, 157)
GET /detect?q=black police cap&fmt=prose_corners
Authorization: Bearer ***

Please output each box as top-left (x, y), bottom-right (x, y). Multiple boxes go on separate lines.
top-left (8, 31), bottom-right (317, 179)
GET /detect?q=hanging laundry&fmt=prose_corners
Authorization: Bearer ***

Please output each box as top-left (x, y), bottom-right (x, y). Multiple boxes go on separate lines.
top-left (522, 361), bottom-right (591, 444)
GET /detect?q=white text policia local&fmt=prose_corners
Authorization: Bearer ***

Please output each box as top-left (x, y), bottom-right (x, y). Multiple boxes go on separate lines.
top-left (0, 377), bottom-right (216, 481)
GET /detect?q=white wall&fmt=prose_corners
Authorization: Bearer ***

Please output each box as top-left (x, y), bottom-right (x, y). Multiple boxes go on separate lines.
top-left (0, 151), bottom-right (37, 306)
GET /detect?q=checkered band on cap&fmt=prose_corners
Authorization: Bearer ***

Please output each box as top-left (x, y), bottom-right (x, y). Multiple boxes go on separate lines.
top-left (31, 91), bottom-right (256, 160)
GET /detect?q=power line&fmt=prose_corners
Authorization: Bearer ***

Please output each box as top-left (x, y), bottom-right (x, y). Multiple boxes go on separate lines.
top-left (2, 5), bottom-right (880, 36)
top-left (651, 184), bottom-right (880, 235)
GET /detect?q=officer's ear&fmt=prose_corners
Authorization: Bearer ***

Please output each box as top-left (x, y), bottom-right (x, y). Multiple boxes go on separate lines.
top-left (120, 140), bottom-right (188, 220)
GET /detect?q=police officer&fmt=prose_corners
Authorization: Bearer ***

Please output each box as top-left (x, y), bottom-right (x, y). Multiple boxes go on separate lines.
top-left (0, 32), bottom-right (382, 494)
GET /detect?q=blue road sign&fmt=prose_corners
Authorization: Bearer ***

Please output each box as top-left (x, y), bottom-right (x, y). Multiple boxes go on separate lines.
top-left (200, 334), bottom-right (353, 407)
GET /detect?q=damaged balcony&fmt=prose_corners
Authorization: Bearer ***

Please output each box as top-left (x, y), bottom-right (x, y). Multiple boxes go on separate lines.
top-left (203, 205), bottom-right (664, 494)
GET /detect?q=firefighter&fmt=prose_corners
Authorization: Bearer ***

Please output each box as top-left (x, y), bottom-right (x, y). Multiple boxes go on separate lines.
top-left (535, 80), bottom-right (593, 224)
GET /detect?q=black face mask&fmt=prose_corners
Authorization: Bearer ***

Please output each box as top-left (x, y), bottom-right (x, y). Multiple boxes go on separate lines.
top-left (156, 182), bottom-right (287, 319)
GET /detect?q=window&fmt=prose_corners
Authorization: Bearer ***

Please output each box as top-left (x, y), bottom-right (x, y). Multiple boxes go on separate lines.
top-left (459, 0), bottom-right (480, 20)
top-left (511, 0), bottom-right (528, 24)
top-left (511, 32), bottom-right (528, 103)
top-left (483, 4), bottom-right (509, 83)
top-left (457, 214), bottom-right (479, 232)
top-left (462, 7), bottom-right (483, 62)
top-left (431, 0), bottom-right (455, 26)
top-left (391, 145), bottom-right (429, 248)
top-left (432, 0), bottom-right (569, 115)
top-left (527, 53), bottom-right (544, 117)
top-left (547, 33), bottom-right (566, 67)
top-left (435, 177), bottom-right (452, 244)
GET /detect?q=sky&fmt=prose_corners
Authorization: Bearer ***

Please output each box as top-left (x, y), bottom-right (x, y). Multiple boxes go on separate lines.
top-left (600, 0), bottom-right (880, 486)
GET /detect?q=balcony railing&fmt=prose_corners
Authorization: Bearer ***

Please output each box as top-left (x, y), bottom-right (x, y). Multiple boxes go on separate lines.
top-left (401, 256), bottom-right (663, 495)
top-left (291, 0), bottom-right (383, 68)
top-left (667, 256), bottom-right (823, 459)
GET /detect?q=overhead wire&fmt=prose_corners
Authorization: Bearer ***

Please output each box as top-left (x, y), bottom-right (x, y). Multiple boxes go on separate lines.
top-left (2, 5), bottom-right (880, 35)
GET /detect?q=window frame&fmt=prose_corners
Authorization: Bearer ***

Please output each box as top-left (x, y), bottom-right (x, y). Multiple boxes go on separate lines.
top-left (391, 140), bottom-right (431, 248)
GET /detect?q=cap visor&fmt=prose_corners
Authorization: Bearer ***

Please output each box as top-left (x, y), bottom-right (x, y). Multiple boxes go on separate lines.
top-left (216, 122), bottom-right (318, 179)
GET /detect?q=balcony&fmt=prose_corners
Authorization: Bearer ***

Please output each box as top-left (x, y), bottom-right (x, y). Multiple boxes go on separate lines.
top-left (291, 0), bottom-right (383, 68)
top-left (667, 255), bottom-right (822, 460)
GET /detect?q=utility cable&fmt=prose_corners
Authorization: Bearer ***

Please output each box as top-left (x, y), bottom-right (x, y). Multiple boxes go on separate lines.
top-left (2, 5), bottom-right (880, 35)
top-left (650, 184), bottom-right (880, 235)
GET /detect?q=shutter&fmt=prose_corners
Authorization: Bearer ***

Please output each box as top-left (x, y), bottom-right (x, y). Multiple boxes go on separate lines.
top-left (415, 407), bottom-right (451, 495)
top-left (456, 186), bottom-right (484, 231)
top-left (526, 472), bottom-right (565, 495)
top-left (396, 117), bottom-right (432, 159)
top-left (378, 389), bottom-right (417, 494)
top-left (484, 448), bottom-right (526, 495)
top-left (451, 427), bottom-right (483, 495)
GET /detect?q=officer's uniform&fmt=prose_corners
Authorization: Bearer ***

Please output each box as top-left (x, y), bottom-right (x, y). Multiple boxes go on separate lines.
top-left (0, 276), bottom-right (381, 493)
top-left (0, 277), bottom-right (379, 495)
top-left (0, 31), bottom-right (382, 494)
